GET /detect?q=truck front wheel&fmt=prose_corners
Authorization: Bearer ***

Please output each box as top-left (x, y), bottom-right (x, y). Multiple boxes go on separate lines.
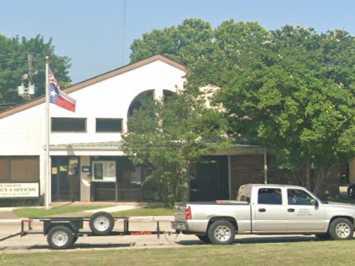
top-left (208, 220), bottom-right (235, 245)
top-left (329, 218), bottom-right (353, 240)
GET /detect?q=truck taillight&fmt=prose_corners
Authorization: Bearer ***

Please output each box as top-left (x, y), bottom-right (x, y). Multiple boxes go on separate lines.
top-left (185, 206), bottom-right (192, 220)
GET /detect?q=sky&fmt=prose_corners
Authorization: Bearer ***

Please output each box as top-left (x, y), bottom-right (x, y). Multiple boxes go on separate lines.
top-left (1, 0), bottom-right (354, 83)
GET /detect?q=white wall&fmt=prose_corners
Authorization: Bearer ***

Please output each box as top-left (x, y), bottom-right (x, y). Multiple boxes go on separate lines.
top-left (0, 59), bottom-right (185, 155)
top-left (0, 59), bottom-right (185, 195)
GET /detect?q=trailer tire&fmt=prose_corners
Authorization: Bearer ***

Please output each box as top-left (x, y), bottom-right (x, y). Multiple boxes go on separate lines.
top-left (208, 220), bottom-right (235, 245)
top-left (89, 212), bottom-right (115, 235)
top-left (47, 225), bottom-right (74, 249)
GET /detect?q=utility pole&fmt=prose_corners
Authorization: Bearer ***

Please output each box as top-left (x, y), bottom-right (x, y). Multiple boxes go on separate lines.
top-left (120, 0), bottom-right (127, 66)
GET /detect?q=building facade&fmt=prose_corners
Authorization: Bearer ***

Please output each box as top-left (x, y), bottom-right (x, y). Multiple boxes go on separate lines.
top-left (0, 55), bottom-right (353, 203)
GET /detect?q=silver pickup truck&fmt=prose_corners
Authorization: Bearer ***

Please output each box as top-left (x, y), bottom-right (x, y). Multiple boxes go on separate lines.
top-left (173, 184), bottom-right (355, 244)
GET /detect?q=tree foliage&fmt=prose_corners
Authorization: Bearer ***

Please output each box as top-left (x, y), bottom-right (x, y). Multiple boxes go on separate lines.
top-left (0, 33), bottom-right (71, 105)
top-left (122, 91), bottom-right (229, 205)
top-left (129, 19), bottom-right (355, 194)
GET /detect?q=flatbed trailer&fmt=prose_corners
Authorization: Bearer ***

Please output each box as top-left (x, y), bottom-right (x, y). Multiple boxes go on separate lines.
top-left (0, 212), bottom-right (173, 249)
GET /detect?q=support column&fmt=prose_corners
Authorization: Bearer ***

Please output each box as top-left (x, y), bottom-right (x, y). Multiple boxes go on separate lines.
top-left (154, 88), bottom-right (164, 101)
top-left (80, 156), bottom-right (91, 201)
top-left (264, 149), bottom-right (268, 184)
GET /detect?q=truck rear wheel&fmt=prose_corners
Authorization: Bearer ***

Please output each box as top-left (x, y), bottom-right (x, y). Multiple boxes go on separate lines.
top-left (47, 225), bottom-right (74, 249)
top-left (89, 212), bottom-right (115, 235)
top-left (208, 220), bottom-right (235, 245)
top-left (329, 218), bottom-right (353, 240)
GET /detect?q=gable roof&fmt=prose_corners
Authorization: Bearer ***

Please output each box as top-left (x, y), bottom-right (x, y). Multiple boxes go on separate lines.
top-left (0, 54), bottom-right (187, 119)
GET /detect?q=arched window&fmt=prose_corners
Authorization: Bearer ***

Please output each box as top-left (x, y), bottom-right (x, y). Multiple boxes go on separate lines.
top-left (127, 90), bottom-right (154, 117)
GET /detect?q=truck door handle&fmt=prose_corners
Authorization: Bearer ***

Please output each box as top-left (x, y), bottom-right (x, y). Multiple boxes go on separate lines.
top-left (288, 208), bottom-right (295, 212)
top-left (258, 208), bottom-right (266, 212)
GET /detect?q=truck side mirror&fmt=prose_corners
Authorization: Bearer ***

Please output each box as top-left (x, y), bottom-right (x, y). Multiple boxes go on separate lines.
top-left (314, 200), bottom-right (319, 209)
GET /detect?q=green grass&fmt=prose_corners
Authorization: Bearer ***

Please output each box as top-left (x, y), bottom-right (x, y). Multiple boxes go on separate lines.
top-left (14, 204), bottom-right (109, 218)
top-left (112, 207), bottom-right (174, 217)
top-left (1, 240), bottom-right (355, 265)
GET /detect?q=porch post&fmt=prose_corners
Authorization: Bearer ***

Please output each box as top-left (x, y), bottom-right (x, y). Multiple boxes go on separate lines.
top-left (264, 148), bottom-right (268, 184)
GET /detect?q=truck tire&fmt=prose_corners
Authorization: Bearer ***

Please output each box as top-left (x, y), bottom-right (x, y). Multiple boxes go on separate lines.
top-left (47, 225), bottom-right (75, 249)
top-left (89, 212), bottom-right (115, 235)
top-left (329, 218), bottom-right (353, 240)
top-left (196, 234), bottom-right (211, 243)
top-left (207, 220), bottom-right (235, 245)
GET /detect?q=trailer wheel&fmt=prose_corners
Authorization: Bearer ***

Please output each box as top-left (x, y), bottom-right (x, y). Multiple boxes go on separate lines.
top-left (89, 212), bottom-right (115, 235)
top-left (47, 225), bottom-right (74, 249)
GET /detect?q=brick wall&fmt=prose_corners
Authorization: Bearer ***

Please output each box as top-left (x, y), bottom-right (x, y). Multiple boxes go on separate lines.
top-left (230, 155), bottom-right (265, 199)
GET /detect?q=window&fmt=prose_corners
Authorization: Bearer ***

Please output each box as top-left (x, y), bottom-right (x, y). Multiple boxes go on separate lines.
top-left (287, 189), bottom-right (316, 205)
top-left (258, 188), bottom-right (282, 205)
top-left (96, 118), bottom-right (122, 133)
top-left (51, 118), bottom-right (86, 132)
top-left (0, 157), bottom-right (39, 182)
top-left (92, 161), bottom-right (116, 182)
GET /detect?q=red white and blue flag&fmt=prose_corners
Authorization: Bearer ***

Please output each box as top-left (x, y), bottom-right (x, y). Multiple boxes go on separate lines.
top-left (48, 68), bottom-right (76, 112)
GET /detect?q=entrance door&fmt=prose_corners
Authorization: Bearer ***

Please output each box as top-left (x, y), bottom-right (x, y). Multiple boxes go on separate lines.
top-left (51, 157), bottom-right (80, 201)
top-left (190, 156), bottom-right (229, 201)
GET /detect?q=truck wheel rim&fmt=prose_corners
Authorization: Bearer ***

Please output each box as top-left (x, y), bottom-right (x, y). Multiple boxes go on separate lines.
top-left (214, 225), bottom-right (232, 242)
top-left (335, 223), bottom-right (351, 238)
top-left (94, 216), bottom-right (110, 232)
top-left (52, 231), bottom-right (69, 247)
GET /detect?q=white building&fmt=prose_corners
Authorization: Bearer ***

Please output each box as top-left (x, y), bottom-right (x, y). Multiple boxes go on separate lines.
top-left (0, 55), bottom-right (187, 202)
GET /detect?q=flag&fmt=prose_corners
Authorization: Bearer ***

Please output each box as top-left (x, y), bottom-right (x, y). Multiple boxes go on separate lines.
top-left (48, 68), bottom-right (76, 112)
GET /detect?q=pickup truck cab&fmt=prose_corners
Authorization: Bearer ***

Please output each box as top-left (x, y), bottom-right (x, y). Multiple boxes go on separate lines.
top-left (174, 184), bottom-right (355, 244)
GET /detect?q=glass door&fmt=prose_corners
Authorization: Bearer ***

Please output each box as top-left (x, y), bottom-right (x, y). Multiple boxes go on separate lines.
top-left (51, 157), bottom-right (80, 201)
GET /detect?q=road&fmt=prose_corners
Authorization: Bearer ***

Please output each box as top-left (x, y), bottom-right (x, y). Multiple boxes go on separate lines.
top-left (0, 220), bottom-right (318, 253)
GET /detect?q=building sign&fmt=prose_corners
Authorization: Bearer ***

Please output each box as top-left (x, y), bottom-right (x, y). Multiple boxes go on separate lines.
top-left (0, 183), bottom-right (39, 198)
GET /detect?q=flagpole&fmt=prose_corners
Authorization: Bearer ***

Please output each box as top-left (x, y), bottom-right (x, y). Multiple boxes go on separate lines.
top-left (44, 56), bottom-right (51, 209)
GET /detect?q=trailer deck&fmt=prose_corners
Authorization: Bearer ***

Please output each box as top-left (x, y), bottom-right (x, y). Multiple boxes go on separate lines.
top-left (0, 214), bottom-right (173, 249)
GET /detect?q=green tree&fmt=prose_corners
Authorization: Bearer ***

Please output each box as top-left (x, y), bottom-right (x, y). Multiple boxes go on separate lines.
top-left (219, 26), bottom-right (355, 194)
top-left (122, 90), bottom-right (229, 206)
top-left (0, 34), bottom-right (71, 105)
top-left (130, 20), bottom-right (355, 195)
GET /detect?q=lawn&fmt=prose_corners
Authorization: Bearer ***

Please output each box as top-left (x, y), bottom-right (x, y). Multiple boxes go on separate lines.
top-left (112, 207), bottom-right (174, 217)
top-left (1, 240), bottom-right (355, 265)
top-left (14, 204), bottom-right (109, 218)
